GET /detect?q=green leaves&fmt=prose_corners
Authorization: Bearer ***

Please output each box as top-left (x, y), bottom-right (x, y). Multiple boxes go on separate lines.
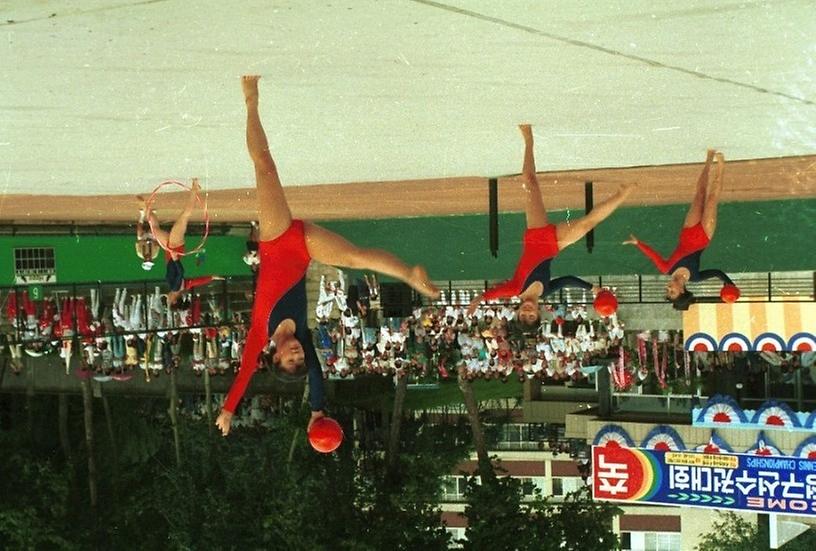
top-left (697, 511), bottom-right (816, 551)
top-left (461, 477), bottom-right (620, 551)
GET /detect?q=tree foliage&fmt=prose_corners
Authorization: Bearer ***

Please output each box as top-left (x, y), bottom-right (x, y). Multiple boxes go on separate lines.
top-left (0, 394), bottom-right (468, 550)
top-left (697, 511), bottom-right (816, 551)
top-left (0, 452), bottom-right (75, 550)
top-left (461, 475), bottom-right (620, 551)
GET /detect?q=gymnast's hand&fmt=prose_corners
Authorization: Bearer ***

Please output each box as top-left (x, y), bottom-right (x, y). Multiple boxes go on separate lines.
top-left (622, 234), bottom-right (638, 246)
top-left (308, 410), bottom-right (326, 432)
top-left (216, 409), bottom-right (233, 437)
top-left (466, 293), bottom-right (484, 316)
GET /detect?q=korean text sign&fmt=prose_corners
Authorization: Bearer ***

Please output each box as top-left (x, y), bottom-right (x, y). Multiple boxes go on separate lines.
top-left (592, 445), bottom-right (816, 517)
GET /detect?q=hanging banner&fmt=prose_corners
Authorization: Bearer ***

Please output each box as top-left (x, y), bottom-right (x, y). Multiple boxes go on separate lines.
top-left (592, 446), bottom-right (816, 517)
top-left (682, 302), bottom-right (816, 352)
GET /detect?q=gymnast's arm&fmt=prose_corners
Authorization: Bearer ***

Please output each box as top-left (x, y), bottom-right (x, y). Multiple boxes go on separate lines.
top-left (303, 329), bottom-right (325, 412)
top-left (217, 283), bottom-right (276, 435)
top-left (696, 269), bottom-right (734, 285)
top-left (183, 275), bottom-right (224, 291)
top-left (545, 276), bottom-right (594, 296)
top-left (134, 221), bottom-right (145, 258)
top-left (483, 278), bottom-right (522, 301)
top-left (632, 239), bottom-right (670, 273)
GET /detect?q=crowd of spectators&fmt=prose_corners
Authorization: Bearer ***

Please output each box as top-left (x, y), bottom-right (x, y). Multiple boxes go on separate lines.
top-left (5, 275), bottom-right (810, 401)
top-left (314, 275), bottom-right (626, 386)
top-left (1, 287), bottom-right (247, 383)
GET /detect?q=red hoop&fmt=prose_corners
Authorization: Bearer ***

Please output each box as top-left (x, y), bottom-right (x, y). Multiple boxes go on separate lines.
top-left (144, 179), bottom-right (210, 257)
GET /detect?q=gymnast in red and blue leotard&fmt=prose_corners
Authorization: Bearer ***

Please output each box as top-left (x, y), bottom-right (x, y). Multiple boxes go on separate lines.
top-left (139, 179), bottom-right (223, 306)
top-left (222, 219), bottom-right (324, 415)
top-left (467, 124), bottom-right (636, 325)
top-left (216, 75), bottom-right (439, 437)
top-left (625, 150), bottom-right (735, 309)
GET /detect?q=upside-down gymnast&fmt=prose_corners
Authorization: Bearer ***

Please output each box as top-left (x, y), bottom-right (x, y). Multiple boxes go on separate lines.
top-left (623, 150), bottom-right (736, 309)
top-left (467, 124), bottom-right (635, 325)
top-left (216, 75), bottom-right (439, 436)
top-left (138, 180), bottom-right (223, 306)
top-left (135, 206), bottom-right (158, 270)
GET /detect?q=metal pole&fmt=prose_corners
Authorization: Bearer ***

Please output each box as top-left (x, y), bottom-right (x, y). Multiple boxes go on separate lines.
top-left (71, 284), bottom-right (78, 337)
top-left (142, 281), bottom-right (149, 330)
top-left (489, 178), bottom-right (498, 258)
top-left (767, 272), bottom-right (772, 301)
top-left (795, 367), bottom-right (803, 412)
top-left (13, 287), bottom-right (21, 343)
top-left (584, 181), bottom-right (594, 253)
top-left (638, 274), bottom-right (643, 303)
top-left (221, 278), bottom-right (229, 320)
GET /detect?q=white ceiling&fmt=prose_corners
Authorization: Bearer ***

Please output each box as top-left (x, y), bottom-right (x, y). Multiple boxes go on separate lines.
top-left (1, 0), bottom-right (814, 196)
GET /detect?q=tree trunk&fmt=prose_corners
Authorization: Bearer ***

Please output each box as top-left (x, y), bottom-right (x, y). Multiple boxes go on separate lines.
top-left (204, 368), bottom-right (213, 437)
top-left (287, 385), bottom-right (310, 466)
top-left (458, 373), bottom-right (495, 482)
top-left (168, 368), bottom-right (182, 467)
top-left (58, 393), bottom-right (72, 463)
top-left (80, 379), bottom-right (98, 508)
top-left (26, 359), bottom-right (34, 445)
top-left (102, 394), bottom-right (120, 507)
top-left (385, 375), bottom-right (409, 478)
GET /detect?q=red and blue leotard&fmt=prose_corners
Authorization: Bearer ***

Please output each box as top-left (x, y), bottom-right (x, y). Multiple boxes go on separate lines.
top-left (223, 220), bottom-right (324, 414)
top-left (635, 222), bottom-right (733, 284)
top-left (164, 244), bottom-right (215, 292)
top-left (483, 224), bottom-right (592, 300)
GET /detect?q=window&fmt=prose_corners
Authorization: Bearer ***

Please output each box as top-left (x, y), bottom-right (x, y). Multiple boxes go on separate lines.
top-left (503, 424), bottom-right (522, 442)
top-left (519, 477), bottom-right (535, 496)
top-left (621, 532), bottom-right (632, 550)
top-left (626, 532), bottom-right (680, 551)
top-left (491, 423), bottom-right (541, 450)
top-left (446, 527), bottom-right (466, 548)
top-left (441, 475), bottom-right (475, 500)
top-left (13, 247), bottom-right (56, 283)
top-left (551, 477), bottom-right (585, 496)
top-left (518, 476), bottom-right (546, 499)
top-left (441, 476), bottom-right (457, 497)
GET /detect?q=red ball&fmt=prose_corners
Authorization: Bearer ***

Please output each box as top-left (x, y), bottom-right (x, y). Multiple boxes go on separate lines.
top-left (308, 417), bottom-right (344, 453)
top-left (720, 284), bottom-right (740, 303)
top-left (593, 290), bottom-right (618, 318)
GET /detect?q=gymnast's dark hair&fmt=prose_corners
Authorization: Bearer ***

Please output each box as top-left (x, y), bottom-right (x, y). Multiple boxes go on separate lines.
top-left (508, 321), bottom-right (541, 345)
top-left (263, 340), bottom-right (309, 381)
top-left (669, 290), bottom-right (696, 311)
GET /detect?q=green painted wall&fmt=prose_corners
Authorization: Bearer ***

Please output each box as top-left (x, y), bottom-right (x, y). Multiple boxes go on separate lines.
top-left (0, 234), bottom-right (252, 284)
top-left (321, 198), bottom-right (815, 280)
top-left (1, 198), bottom-right (812, 285)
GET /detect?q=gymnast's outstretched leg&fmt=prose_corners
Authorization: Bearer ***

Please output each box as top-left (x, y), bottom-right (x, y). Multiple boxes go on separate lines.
top-left (242, 75), bottom-right (292, 242)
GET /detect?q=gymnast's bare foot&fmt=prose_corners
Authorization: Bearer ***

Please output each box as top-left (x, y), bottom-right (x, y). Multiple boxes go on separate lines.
top-left (190, 177), bottom-right (201, 193)
top-left (706, 149), bottom-right (716, 163)
top-left (713, 152), bottom-right (725, 184)
top-left (714, 151), bottom-right (725, 169)
top-left (241, 75), bottom-right (260, 105)
top-left (519, 124), bottom-right (533, 141)
top-left (409, 265), bottom-right (440, 299)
